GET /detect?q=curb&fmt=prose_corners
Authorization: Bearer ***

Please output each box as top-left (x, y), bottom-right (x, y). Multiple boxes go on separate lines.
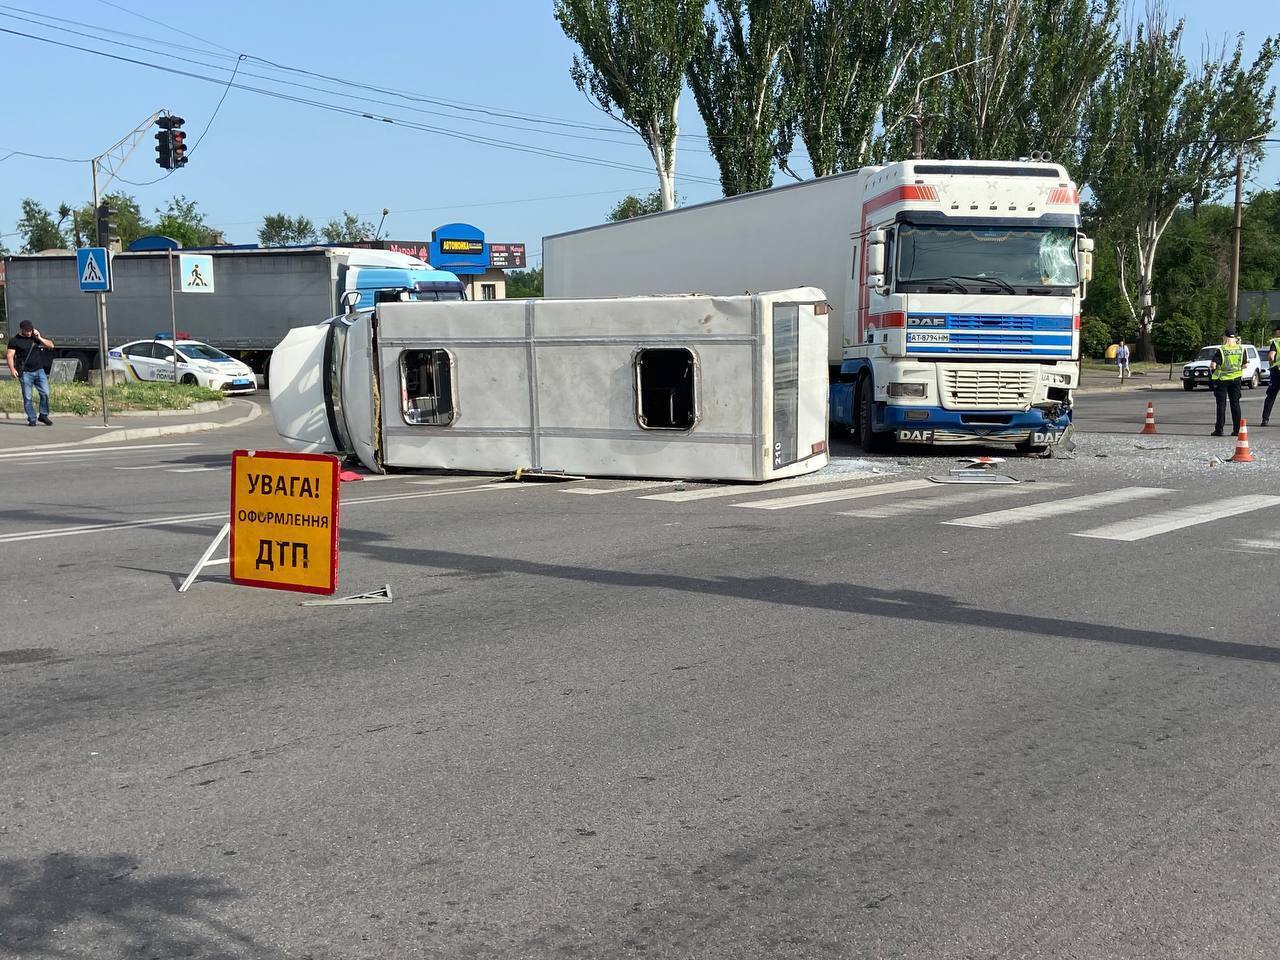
top-left (1077, 381), bottom-right (1184, 396)
top-left (0, 400), bottom-right (233, 420)
top-left (81, 399), bottom-right (263, 444)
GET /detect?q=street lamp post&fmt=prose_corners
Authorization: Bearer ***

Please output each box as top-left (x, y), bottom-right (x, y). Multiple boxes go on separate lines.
top-left (906, 57), bottom-right (991, 160)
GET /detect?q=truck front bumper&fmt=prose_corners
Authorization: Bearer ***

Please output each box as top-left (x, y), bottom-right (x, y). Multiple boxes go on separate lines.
top-left (879, 405), bottom-right (1072, 444)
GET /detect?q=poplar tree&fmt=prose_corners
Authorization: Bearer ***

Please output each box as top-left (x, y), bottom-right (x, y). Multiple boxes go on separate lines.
top-left (778, 0), bottom-right (921, 178)
top-left (1084, 12), bottom-right (1278, 359)
top-left (686, 0), bottom-right (805, 195)
top-left (555, 0), bottom-right (706, 210)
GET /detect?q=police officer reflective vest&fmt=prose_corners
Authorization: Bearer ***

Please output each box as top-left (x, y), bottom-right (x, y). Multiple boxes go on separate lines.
top-left (1269, 337), bottom-right (1280, 362)
top-left (1213, 343), bottom-right (1245, 381)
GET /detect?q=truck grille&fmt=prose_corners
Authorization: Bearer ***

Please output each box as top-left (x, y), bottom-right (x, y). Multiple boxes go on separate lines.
top-left (941, 367), bottom-right (1035, 409)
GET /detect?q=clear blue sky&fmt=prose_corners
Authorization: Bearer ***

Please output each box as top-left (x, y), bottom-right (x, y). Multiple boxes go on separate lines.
top-left (2, 0), bottom-right (1277, 266)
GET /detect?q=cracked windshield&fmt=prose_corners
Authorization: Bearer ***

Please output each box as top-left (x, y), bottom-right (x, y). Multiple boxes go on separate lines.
top-left (897, 223), bottom-right (1078, 290)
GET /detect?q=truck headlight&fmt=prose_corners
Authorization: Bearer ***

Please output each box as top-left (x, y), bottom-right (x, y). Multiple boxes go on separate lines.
top-left (886, 382), bottom-right (927, 398)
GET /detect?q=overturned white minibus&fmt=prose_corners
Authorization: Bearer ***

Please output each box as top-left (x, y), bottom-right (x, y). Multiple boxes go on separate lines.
top-left (269, 289), bottom-right (830, 482)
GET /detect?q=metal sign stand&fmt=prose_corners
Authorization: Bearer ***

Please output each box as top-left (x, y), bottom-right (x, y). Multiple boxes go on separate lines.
top-left (300, 585), bottom-right (393, 606)
top-left (178, 522), bottom-right (230, 593)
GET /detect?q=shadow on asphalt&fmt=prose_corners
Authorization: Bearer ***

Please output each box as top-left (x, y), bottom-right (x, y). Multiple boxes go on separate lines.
top-left (0, 853), bottom-right (279, 958)
top-left (339, 530), bottom-right (1280, 666)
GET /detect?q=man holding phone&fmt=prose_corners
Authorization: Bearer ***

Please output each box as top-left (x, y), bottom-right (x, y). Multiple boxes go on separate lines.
top-left (6, 319), bottom-right (55, 426)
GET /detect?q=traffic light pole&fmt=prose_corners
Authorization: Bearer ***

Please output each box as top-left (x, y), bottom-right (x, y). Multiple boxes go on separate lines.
top-left (91, 158), bottom-right (111, 427)
top-left (83, 109), bottom-right (172, 425)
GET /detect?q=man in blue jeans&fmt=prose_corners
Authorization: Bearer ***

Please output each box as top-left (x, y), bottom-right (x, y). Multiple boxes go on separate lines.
top-left (6, 319), bottom-right (55, 426)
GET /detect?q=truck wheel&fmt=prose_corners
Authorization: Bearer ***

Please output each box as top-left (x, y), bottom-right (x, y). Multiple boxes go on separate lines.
top-left (856, 374), bottom-right (889, 453)
top-left (1182, 381), bottom-right (1195, 391)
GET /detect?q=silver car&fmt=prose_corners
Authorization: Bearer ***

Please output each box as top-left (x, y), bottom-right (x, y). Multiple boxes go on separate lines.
top-left (1182, 344), bottom-right (1264, 391)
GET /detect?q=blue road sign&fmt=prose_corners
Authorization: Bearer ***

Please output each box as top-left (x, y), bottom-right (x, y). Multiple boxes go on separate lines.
top-left (77, 247), bottom-right (111, 293)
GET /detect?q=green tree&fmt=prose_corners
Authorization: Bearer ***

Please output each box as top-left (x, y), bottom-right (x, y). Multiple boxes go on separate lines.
top-left (1080, 316), bottom-right (1111, 357)
top-left (70, 192), bottom-right (150, 249)
top-left (686, 0), bottom-right (804, 195)
top-left (555, 0), bottom-right (705, 210)
top-left (1084, 14), bottom-right (1278, 359)
top-left (320, 211), bottom-right (374, 244)
top-left (779, 0), bottom-right (923, 177)
top-left (607, 190), bottom-right (666, 220)
top-left (506, 266), bottom-right (544, 298)
top-left (259, 213), bottom-right (318, 247)
top-left (153, 195), bottom-right (221, 248)
top-left (16, 199), bottom-right (70, 253)
top-left (897, 0), bottom-right (1118, 175)
top-left (1152, 312), bottom-right (1201, 361)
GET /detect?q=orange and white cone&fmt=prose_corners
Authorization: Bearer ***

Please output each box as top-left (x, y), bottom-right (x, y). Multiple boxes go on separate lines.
top-left (1139, 401), bottom-right (1158, 435)
top-left (1230, 419), bottom-right (1254, 463)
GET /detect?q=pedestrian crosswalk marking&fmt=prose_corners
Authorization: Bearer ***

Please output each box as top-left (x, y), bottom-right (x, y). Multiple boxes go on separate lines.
top-left (1228, 536), bottom-right (1280, 552)
top-left (642, 469), bottom-right (881, 503)
top-left (1074, 495), bottom-right (1280, 542)
top-left (565, 481), bottom-right (673, 495)
top-left (734, 478), bottom-right (935, 511)
top-left (942, 486), bottom-right (1169, 529)
top-left (839, 482), bottom-right (1065, 519)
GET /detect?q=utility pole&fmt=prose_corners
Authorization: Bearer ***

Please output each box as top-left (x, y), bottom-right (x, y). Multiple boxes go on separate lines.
top-left (1227, 143), bottom-right (1244, 335)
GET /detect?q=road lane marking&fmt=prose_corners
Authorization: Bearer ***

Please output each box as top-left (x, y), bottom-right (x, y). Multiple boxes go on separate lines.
top-left (643, 469), bottom-right (883, 503)
top-left (564, 481), bottom-right (675, 495)
top-left (0, 442), bottom-right (201, 461)
top-left (1074, 496), bottom-right (1280, 542)
top-left (941, 487), bottom-right (1169, 529)
top-left (838, 482), bottom-right (1063, 518)
top-left (0, 483), bottom-right (521, 544)
top-left (1229, 537), bottom-right (1280, 552)
top-left (735, 478), bottom-right (936, 510)
top-left (404, 476), bottom-right (494, 486)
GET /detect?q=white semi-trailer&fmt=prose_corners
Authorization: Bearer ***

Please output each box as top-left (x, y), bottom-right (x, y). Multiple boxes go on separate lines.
top-left (545, 159), bottom-right (1093, 451)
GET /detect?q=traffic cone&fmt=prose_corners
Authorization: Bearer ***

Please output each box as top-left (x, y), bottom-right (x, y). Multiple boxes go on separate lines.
top-left (1139, 401), bottom-right (1158, 434)
top-left (1230, 419), bottom-right (1254, 463)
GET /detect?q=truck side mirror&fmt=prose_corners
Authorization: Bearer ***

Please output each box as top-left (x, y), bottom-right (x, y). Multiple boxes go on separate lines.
top-left (341, 289), bottom-right (361, 313)
top-left (866, 229), bottom-right (887, 288)
top-left (1077, 235), bottom-right (1095, 284)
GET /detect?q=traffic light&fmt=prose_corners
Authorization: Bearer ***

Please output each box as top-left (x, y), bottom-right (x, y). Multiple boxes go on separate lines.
top-left (154, 115), bottom-right (187, 170)
top-left (95, 202), bottom-right (117, 249)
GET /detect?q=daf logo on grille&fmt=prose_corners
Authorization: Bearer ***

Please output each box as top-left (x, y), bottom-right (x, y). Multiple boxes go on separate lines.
top-left (910, 316), bottom-right (947, 327)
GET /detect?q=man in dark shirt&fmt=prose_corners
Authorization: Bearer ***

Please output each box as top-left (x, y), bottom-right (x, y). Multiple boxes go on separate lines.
top-left (5, 319), bottom-right (55, 426)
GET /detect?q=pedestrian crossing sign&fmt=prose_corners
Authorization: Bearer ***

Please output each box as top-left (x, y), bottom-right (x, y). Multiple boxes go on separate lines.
top-left (76, 247), bottom-right (111, 293)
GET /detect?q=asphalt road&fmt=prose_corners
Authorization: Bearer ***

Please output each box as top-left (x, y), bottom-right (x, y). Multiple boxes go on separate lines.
top-left (3, 392), bottom-right (1279, 959)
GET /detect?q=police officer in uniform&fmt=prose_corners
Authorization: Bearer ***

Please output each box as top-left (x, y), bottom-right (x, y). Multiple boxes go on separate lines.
top-left (1209, 331), bottom-right (1245, 437)
top-left (1261, 322), bottom-right (1280, 426)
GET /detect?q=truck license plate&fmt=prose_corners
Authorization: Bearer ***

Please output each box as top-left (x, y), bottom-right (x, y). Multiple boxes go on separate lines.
top-left (906, 332), bottom-right (950, 344)
top-left (896, 428), bottom-right (935, 442)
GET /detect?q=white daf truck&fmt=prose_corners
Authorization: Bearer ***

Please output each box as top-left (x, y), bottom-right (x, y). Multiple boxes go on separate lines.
top-left (544, 159), bottom-right (1093, 451)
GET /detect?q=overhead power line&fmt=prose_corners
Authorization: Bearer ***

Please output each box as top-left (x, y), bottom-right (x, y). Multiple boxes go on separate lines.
top-left (0, 23), bottom-right (725, 185)
top-left (0, 3), bottom-right (751, 150)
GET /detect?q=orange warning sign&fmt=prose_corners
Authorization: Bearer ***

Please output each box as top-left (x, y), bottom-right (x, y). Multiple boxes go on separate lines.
top-left (229, 450), bottom-right (339, 594)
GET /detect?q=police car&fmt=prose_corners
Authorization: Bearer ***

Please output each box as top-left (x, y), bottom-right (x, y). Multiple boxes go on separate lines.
top-left (108, 336), bottom-right (257, 394)
top-left (1181, 343), bottom-right (1265, 391)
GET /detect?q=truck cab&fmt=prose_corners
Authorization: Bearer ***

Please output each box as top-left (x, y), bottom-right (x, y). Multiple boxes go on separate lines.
top-left (346, 266), bottom-right (467, 308)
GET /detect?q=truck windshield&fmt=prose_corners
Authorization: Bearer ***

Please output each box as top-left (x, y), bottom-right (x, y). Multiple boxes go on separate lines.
top-left (411, 290), bottom-right (465, 302)
top-left (897, 223), bottom-right (1078, 293)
